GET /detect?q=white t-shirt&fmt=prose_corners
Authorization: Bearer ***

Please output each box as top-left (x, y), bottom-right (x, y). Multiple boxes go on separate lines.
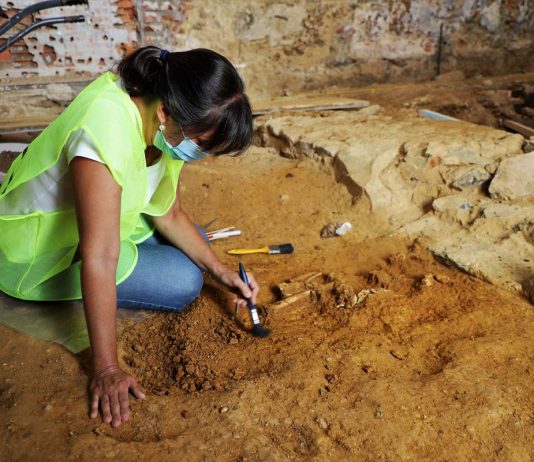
top-left (0, 82), bottom-right (165, 216)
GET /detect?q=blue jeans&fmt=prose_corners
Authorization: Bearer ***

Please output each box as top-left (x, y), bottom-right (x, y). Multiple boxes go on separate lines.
top-left (116, 228), bottom-right (206, 311)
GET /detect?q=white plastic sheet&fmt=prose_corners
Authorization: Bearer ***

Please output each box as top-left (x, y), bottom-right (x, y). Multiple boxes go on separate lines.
top-left (0, 292), bottom-right (150, 353)
top-left (0, 292), bottom-right (89, 353)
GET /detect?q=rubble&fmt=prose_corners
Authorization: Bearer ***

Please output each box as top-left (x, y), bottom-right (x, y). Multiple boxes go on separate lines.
top-left (256, 109), bottom-right (533, 301)
top-left (488, 152), bottom-right (534, 200)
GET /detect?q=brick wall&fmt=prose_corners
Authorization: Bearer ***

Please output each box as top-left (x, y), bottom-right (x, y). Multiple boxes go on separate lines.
top-left (0, 0), bottom-right (138, 78)
top-left (137, 0), bottom-right (187, 46)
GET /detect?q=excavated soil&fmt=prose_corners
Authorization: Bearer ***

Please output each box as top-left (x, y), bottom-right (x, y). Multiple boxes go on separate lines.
top-left (1, 116), bottom-right (533, 460)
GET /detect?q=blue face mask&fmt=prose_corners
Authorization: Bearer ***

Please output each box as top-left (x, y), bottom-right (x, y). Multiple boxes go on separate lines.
top-left (153, 124), bottom-right (207, 163)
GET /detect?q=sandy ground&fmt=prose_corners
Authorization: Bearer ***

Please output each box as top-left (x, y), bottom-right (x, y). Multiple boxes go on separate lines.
top-left (1, 143), bottom-right (533, 461)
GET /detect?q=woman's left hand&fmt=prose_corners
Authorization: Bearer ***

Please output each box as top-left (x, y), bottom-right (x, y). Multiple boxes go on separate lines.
top-left (213, 266), bottom-right (260, 309)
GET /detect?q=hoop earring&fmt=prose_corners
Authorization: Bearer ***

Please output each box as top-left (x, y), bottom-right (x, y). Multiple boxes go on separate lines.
top-left (159, 123), bottom-right (165, 132)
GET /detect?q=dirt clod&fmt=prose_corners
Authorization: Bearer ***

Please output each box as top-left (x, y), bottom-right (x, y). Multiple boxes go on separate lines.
top-left (315, 417), bottom-right (328, 429)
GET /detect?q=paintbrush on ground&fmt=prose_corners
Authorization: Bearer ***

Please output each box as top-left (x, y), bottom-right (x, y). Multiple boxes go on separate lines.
top-left (206, 226), bottom-right (242, 241)
top-left (209, 230), bottom-right (241, 240)
top-left (238, 263), bottom-right (271, 338)
top-left (227, 243), bottom-right (294, 255)
top-left (207, 226), bottom-right (235, 236)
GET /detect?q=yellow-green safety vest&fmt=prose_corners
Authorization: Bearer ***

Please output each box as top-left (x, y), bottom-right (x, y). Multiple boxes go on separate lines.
top-left (0, 71), bottom-right (184, 301)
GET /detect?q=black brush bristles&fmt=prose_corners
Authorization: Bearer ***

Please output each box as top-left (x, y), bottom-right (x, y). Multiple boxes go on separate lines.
top-left (252, 324), bottom-right (271, 338)
top-left (269, 243), bottom-right (294, 254)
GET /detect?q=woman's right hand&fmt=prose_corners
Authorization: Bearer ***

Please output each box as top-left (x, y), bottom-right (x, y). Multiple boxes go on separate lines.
top-left (212, 265), bottom-right (260, 310)
top-left (90, 365), bottom-right (146, 427)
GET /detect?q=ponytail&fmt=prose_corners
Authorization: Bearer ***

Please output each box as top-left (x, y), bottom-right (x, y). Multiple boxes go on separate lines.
top-left (116, 45), bottom-right (163, 99)
top-left (116, 46), bottom-right (253, 155)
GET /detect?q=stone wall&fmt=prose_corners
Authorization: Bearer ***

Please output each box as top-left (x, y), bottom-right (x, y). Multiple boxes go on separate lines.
top-left (0, 0), bottom-right (533, 97)
top-left (171, 0), bottom-right (534, 97)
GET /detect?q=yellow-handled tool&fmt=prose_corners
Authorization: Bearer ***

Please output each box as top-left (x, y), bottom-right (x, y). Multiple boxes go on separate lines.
top-left (227, 243), bottom-right (294, 255)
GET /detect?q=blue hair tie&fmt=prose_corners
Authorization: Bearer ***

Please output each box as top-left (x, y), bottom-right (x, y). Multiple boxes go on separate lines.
top-left (159, 49), bottom-right (170, 62)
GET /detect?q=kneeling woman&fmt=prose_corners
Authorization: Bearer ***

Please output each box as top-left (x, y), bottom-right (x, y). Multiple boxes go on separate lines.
top-left (0, 46), bottom-right (259, 427)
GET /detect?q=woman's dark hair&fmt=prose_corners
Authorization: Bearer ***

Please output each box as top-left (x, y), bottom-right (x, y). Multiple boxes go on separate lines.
top-left (116, 46), bottom-right (253, 155)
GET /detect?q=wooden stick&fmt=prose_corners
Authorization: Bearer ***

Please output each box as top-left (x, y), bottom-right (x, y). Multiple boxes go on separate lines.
top-left (206, 226), bottom-right (235, 236)
top-left (269, 290), bottom-right (312, 310)
top-left (501, 119), bottom-right (534, 138)
top-left (252, 96), bottom-right (369, 116)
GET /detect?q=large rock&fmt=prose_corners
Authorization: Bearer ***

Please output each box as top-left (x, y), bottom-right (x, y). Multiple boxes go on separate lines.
top-left (481, 203), bottom-right (534, 220)
top-left (447, 166), bottom-right (491, 190)
top-left (430, 232), bottom-right (534, 297)
top-left (257, 110), bottom-right (524, 228)
top-left (434, 198), bottom-right (467, 214)
top-left (257, 110), bottom-right (531, 299)
top-left (489, 152), bottom-right (534, 200)
top-left (336, 140), bottom-right (400, 206)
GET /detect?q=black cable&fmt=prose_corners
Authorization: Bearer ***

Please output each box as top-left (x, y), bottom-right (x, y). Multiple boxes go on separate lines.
top-left (0, 0), bottom-right (88, 37)
top-left (436, 23), bottom-right (444, 77)
top-left (0, 15), bottom-right (85, 54)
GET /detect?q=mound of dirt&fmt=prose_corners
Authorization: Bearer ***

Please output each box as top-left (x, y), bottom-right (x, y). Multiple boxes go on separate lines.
top-left (119, 285), bottom-right (279, 396)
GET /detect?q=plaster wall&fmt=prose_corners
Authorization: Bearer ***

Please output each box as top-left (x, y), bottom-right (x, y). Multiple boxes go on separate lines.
top-left (177, 0), bottom-right (534, 97)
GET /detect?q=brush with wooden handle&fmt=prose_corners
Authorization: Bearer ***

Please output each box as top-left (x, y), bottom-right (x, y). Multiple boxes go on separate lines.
top-left (227, 243), bottom-right (294, 255)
